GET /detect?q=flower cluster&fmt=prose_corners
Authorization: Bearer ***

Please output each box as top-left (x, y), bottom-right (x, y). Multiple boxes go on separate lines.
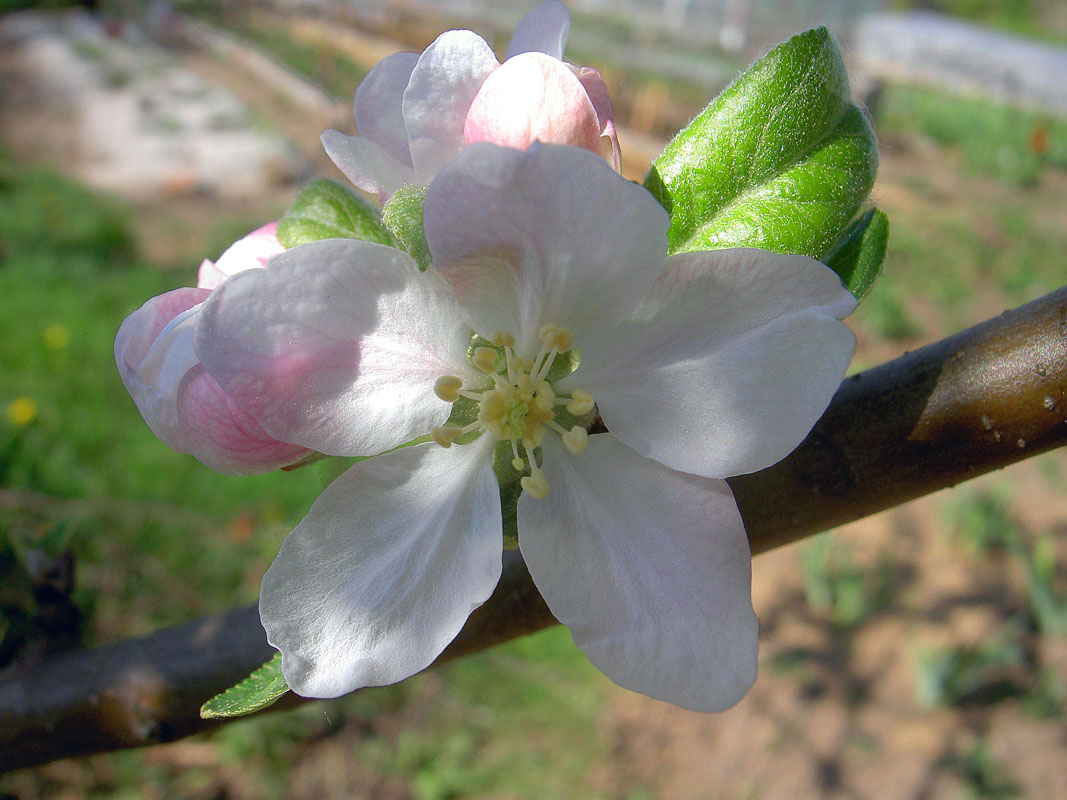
top-left (116, 1), bottom-right (858, 712)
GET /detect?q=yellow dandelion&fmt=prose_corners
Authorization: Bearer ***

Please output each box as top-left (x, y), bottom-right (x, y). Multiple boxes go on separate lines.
top-left (43, 324), bottom-right (70, 350)
top-left (7, 396), bottom-right (38, 428)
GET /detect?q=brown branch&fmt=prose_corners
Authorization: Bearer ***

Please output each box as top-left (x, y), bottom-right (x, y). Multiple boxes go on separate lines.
top-left (2, 287), bottom-right (1065, 772)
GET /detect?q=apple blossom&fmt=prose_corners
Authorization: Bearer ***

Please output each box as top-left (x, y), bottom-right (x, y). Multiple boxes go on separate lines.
top-left (115, 223), bottom-right (311, 474)
top-left (195, 144), bottom-right (857, 711)
top-left (321, 0), bottom-right (619, 202)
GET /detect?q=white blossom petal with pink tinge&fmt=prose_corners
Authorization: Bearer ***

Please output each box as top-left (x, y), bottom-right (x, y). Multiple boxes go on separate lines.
top-left (196, 239), bottom-right (477, 458)
top-left (353, 51), bottom-right (419, 165)
top-left (116, 288), bottom-right (208, 447)
top-left (518, 434), bottom-right (758, 712)
top-left (403, 30), bottom-right (499, 183)
top-left (506, 0), bottom-right (570, 59)
top-left (115, 288), bottom-right (307, 474)
top-left (564, 249), bottom-right (857, 479)
top-left (464, 53), bottom-right (601, 154)
top-left (198, 222), bottom-right (283, 290)
top-left (425, 143), bottom-right (668, 354)
top-left (175, 367), bottom-right (310, 474)
top-left (320, 129), bottom-right (415, 201)
top-left (261, 437), bottom-right (502, 697)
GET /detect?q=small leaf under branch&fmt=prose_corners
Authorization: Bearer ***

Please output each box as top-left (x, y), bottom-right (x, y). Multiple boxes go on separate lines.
top-left (277, 178), bottom-right (394, 249)
top-left (823, 208), bottom-right (889, 301)
top-left (200, 652), bottom-right (289, 719)
top-left (645, 27), bottom-right (878, 259)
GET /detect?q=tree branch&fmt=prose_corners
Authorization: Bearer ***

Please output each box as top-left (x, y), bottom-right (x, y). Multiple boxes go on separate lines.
top-left (2, 287), bottom-right (1064, 772)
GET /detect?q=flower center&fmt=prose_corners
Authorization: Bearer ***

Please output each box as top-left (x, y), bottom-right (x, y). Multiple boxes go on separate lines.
top-left (430, 324), bottom-right (594, 499)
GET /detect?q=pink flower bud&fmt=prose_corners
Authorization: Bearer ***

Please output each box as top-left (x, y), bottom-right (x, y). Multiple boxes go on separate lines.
top-left (115, 224), bottom-right (310, 474)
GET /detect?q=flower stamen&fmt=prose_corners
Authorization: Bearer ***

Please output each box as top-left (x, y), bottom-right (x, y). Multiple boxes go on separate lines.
top-left (429, 325), bottom-right (594, 500)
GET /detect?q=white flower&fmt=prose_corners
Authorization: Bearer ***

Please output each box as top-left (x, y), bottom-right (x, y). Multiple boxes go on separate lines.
top-left (322, 0), bottom-right (619, 202)
top-left (195, 144), bottom-right (856, 711)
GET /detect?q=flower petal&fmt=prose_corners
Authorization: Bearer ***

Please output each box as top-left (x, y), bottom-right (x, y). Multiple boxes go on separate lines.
top-left (321, 129), bottom-right (415, 201)
top-left (402, 30), bottom-right (499, 183)
top-left (116, 287), bottom-right (209, 447)
top-left (175, 366), bottom-right (311, 474)
top-left (353, 51), bottom-right (419, 166)
top-left (505, 0), bottom-right (570, 60)
top-left (196, 239), bottom-right (476, 457)
top-left (261, 437), bottom-right (502, 697)
top-left (567, 249), bottom-right (857, 478)
top-left (464, 52), bottom-right (601, 154)
top-left (198, 221), bottom-right (282, 290)
top-left (574, 66), bottom-right (620, 170)
top-left (117, 288), bottom-right (308, 473)
top-left (424, 143), bottom-right (668, 355)
top-left (518, 434), bottom-right (758, 712)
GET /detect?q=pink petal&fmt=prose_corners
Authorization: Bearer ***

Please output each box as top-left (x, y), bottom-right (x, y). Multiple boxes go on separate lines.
top-left (197, 222), bottom-right (283, 290)
top-left (506, 0), bottom-right (570, 60)
top-left (116, 288), bottom-right (308, 474)
top-left (464, 52), bottom-right (601, 155)
top-left (176, 367), bottom-right (311, 475)
top-left (574, 66), bottom-right (621, 170)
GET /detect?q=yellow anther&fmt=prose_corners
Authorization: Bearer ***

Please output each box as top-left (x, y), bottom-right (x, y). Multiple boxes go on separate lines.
top-left (511, 457), bottom-right (525, 470)
top-left (473, 347), bottom-right (498, 373)
top-left (430, 425), bottom-right (462, 448)
top-left (433, 375), bottom-right (463, 403)
top-left (538, 323), bottom-right (559, 342)
top-left (548, 327), bottom-right (573, 353)
top-left (562, 425), bottom-right (588, 455)
top-left (521, 469), bottom-right (549, 499)
top-left (533, 381), bottom-right (555, 412)
top-left (489, 331), bottom-right (515, 348)
top-left (566, 388), bottom-right (595, 416)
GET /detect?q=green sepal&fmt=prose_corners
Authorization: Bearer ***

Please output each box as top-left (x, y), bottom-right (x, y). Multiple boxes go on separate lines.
top-left (200, 652), bottom-right (289, 719)
top-left (382, 184), bottom-right (431, 270)
top-left (823, 208), bottom-right (889, 301)
top-left (276, 179), bottom-right (394, 248)
top-left (644, 27), bottom-right (878, 259)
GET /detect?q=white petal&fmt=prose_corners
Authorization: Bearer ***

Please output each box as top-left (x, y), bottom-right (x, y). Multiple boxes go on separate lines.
top-left (518, 435), bottom-right (757, 711)
top-left (402, 30), bottom-right (499, 183)
top-left (208, 222), bottom-right (283, 285)
top-left (321, 129), bottom-right (414, 201)
top-left (506, 0), bottom-right (570, 60)
top-left (424, 143), bottom-right (668, 355)
top-left (262, 437), bottom-right (502, 697)
top-left (115, 288), bottom-right (209, 448)
top-left (196, 239), bottom-right (476, 457)
top-left (566, 250), bottom-right (857, 478)
top-left (353, 51), bottom-right (419, 166)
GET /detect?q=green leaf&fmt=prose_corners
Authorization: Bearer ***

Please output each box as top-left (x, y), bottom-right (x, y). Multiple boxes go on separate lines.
top-left (382, 184), bottom-right (431, 270)
top-left (644, 27), bottom-right (878, 259)
top-left (200, 652), bottom-right (289, 719)
top-left (823, 208), bottom-right (889, 300)
top-left (277, 179), bottom-right (394, 248)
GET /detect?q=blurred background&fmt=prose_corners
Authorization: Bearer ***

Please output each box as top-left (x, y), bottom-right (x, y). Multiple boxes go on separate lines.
top-left (0, 0), bottom-right (1065, 797)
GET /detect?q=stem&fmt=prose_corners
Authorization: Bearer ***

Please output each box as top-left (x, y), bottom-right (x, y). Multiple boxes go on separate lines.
top-left (1, 287), bottom-right (1064, 773)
